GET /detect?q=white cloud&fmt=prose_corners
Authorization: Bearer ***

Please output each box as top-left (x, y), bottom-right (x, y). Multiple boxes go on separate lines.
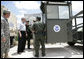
top-left (19, 10), bottom-right (27, 14)
top-left (14, 1), bottom-right (41, 23)
top-left (13, 1), bottom-right (41, 25)
top-left (16, 14), bottom-right (24, 24)
top-left (16, 10), bottom-right (27, 24)
top-left (16, 14), bottom-right (24, 19)
top-left (72, 1), bottom-right (83, 15)
top-left (15, 10), bottom-right (28, 24)
top-left (14, 1), bottom-right (40, 10)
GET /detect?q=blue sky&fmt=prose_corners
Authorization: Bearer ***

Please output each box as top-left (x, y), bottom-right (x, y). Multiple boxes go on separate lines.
top-left (1, 1), bottom-right (41, 14)
top-left (1, 1), bottom-right (83, 16)
top-left (1, 1), bottom-right (41, 19)
top-left (1, 1), bottom-right (41, 23)
top-left (1, 1), bottom-right (83, 25)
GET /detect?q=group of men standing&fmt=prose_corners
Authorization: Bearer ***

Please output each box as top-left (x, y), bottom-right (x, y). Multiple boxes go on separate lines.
top-left (1, 10), bottom-right (46, 58)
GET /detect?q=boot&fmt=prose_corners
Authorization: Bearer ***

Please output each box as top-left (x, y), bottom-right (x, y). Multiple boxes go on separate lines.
top-left (4, 53), bottom-right (10, 58)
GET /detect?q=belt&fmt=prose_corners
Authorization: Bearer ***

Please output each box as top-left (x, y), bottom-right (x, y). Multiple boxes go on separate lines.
top-left (20, 31), bottom-right (26, 32)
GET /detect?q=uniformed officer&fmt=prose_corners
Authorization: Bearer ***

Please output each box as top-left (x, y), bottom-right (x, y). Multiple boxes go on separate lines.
top-left (1, 10), bottom-right (10, 58)
top-left (32, 17), bottom-right (46, 57)
top-left (17, 18), bottom-right (27, 54)
top-left (25, 21), bottom-right (32, 49)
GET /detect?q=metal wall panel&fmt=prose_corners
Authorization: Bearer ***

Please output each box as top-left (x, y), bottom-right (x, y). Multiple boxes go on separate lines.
top-left (47, 20), bottom-right (68, 43)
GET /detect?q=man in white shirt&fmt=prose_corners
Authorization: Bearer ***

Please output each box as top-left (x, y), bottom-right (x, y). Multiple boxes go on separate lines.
top-left (17, 18), bottom-right (27, 54)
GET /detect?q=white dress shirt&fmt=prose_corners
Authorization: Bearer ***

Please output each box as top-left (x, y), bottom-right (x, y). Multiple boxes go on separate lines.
top-left (17, 22), bottom-right (26, 31)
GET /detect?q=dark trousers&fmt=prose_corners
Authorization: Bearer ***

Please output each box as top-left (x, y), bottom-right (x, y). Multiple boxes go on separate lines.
top-left (18, 31), bottom-right (26, 53)
top-left (27, 38), bottom-right (31, 49)
top-left (26, 32), bottom-right (32, 49)
top-left (10, 36), bottom-right (14, 45)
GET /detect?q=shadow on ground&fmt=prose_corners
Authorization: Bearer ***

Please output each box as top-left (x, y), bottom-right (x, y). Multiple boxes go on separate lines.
top-left (10, 44), bottom-right (83, 58)
top-left (44, 45), bottom-right (83, 58)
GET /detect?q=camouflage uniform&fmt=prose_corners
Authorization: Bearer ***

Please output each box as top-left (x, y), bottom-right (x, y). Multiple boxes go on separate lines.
top-left (32, 21), bottom-right (45, 56)
top-left (1, 16), bottom-right (10, 58)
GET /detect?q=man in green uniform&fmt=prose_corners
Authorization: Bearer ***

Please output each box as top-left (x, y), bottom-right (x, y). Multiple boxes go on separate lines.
top-left (25, 21), bottom-right (32, 49)
top-left (32, 17), bottom-right (46, 57)
top-left (1, 10), bottom-right (10, 58)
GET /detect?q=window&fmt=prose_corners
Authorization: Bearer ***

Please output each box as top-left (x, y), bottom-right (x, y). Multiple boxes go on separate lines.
top-left (47, 5), bottom-right (59, 19)
top-left (47, 5), bottom-right (69, 19)
top-left (59, 6), bottom-right (69, 19)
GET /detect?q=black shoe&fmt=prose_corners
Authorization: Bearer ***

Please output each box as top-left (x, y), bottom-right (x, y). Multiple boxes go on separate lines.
top-left (22, 50), bottom-right (25, 52)
top-left (17, 52), bottom-right (22, 54)
top-left (28, 48), bottom-right (31, 49)
top-left (34, 55), bottom-right (39, 57)
top-left (42, 54), bottom-right (46, 57)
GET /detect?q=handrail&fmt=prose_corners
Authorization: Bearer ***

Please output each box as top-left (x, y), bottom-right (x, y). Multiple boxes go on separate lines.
top-left (67, 10), bottom-right (83, 24)
top-left (72, 23), bottom-right (83, 27)
top-left (72, 26), bottom-right (83, 30)
top-left (76, 16), bottom-right (83, 18)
